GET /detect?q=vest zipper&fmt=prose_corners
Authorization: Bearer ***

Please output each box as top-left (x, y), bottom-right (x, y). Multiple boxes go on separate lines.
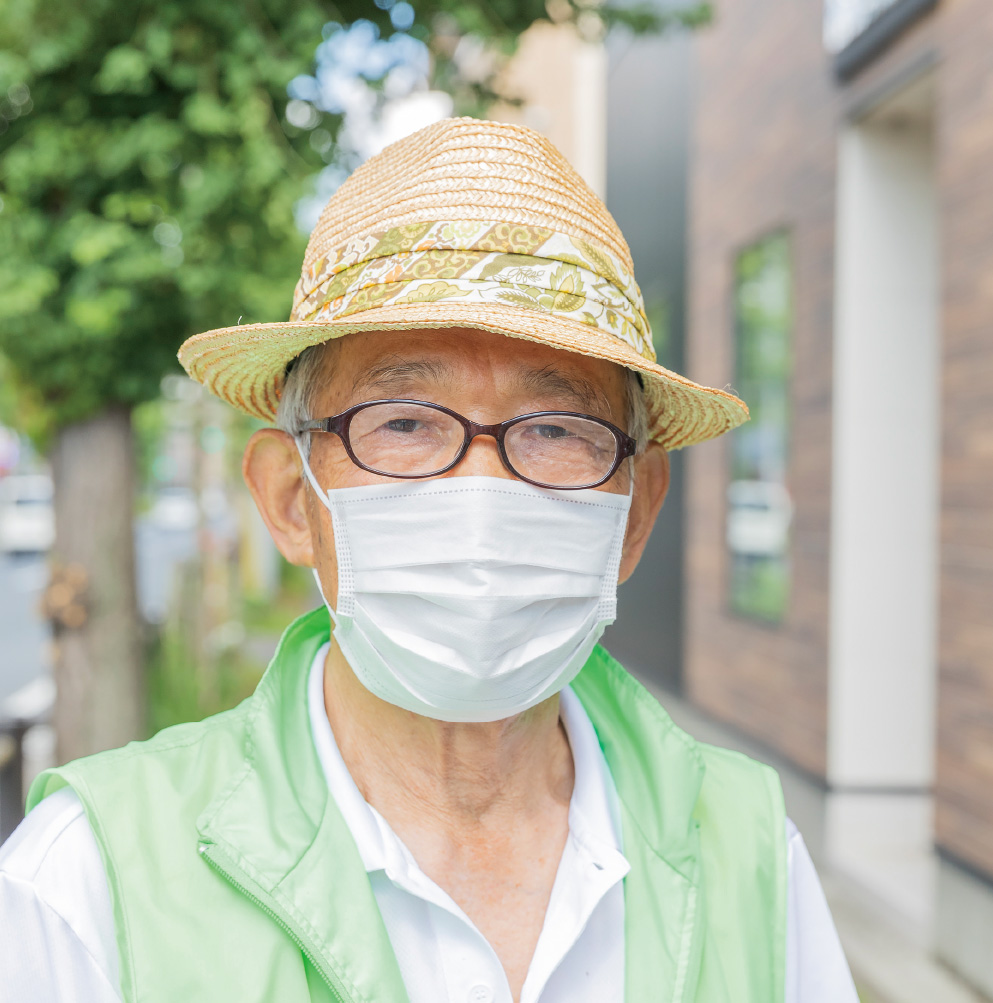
top-left (199, 841), bottom-right (354, 1003)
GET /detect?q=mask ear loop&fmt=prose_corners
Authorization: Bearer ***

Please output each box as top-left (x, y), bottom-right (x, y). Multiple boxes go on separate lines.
top-left (295, 435), bottom-right (328, 506)
top-left (624, 451), bottom-right (636, 498)
top-left (595, 458), bottom-right (634, 621)
top-left (595, 483), bottom-right (630, 624)
top-left (294, 436), bottom-right (341, 628)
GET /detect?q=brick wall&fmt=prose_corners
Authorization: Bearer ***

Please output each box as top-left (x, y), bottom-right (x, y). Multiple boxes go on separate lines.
top-left (685, 0), bottom-right (840, 777)
top-left (933, 0), bottom-right (993, 880)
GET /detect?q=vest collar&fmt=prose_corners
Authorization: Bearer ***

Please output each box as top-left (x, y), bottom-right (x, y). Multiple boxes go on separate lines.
top-left (571, 649), bottom-right (708, 1001)
top-left (197, 608), bottom-right (409, 1003)
top-left (197, 609), bottom-right (709, 1002)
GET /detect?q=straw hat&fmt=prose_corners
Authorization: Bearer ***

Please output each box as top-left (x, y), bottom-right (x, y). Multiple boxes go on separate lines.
top-left (178, 117), bottom-right (747, 449)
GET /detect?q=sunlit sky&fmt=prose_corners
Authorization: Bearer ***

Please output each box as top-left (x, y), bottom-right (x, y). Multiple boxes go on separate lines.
top-left (289, 19), bottom-right (453, 232)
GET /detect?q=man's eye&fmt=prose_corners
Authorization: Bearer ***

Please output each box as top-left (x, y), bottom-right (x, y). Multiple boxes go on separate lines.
top-left (533, 423), bottom-right (574, 439)
top-left (385, 418), bottom-right (421, 433)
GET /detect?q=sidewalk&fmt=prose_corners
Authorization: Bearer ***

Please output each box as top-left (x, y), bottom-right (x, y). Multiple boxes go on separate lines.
top-left (641, 679), bottom-right (990, 1003)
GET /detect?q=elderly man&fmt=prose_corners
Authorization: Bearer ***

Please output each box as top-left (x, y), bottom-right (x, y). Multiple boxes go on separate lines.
top-left (0, 119), bottom-right (857, 1002)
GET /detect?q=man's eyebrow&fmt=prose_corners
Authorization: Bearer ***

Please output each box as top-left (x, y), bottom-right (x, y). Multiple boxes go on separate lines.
top-left (514, 365), bottom-right (615, 417)
top-left (355, 357), bottom-right (454, 397)
top-left (352, 356), bottom-right (615, 416)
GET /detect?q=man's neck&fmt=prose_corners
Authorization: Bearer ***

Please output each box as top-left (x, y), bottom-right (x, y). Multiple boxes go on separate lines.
top-left (321, 640), bottom-right (575, 830)
top-left (321, 640), bottom-right (575, 1002)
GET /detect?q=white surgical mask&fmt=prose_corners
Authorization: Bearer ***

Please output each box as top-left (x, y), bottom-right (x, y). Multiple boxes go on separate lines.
top-left (297, 443), bottom-right (631, 722)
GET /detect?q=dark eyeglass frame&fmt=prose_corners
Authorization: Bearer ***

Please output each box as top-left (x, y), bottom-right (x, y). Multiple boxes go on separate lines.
top-left (298, 398), bottom-right (637, 490)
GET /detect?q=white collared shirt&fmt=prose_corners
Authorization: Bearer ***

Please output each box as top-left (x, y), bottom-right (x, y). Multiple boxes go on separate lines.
top-left (0, 644), bottom-right (858, 1002)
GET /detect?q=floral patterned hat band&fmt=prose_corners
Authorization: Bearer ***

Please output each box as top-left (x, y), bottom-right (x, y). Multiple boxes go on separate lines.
top-left (290, 220), bottom-right (654, 364)
top-left (178, 117), bottom-right (749, 450)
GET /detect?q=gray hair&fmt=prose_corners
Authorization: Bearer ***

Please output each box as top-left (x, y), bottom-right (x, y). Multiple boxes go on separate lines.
top-left (276, 343), bottom-right (328, 460)
top-left (277, 342), bottom-right (650, 461)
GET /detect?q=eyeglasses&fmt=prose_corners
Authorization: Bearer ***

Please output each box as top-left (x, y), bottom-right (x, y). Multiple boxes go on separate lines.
top-left (298, 399), bottom-right (636, 490)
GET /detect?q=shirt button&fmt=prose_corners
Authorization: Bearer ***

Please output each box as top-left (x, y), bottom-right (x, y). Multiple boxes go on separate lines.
top-left (468, 985), bottom-right (493, 1003)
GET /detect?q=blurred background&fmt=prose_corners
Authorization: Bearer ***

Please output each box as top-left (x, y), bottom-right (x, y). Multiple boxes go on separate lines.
top-left (0, 0), bottom-right (991, 1000)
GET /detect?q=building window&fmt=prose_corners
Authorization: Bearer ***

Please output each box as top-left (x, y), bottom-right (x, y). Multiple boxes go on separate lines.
top-left (727, 232), bottom-right (793, 623)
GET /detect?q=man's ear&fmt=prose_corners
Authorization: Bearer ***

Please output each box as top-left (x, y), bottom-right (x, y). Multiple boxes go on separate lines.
top-left (242, 429), bottom-right (314, 567)
top-left (618, 443), bottom-right (669, 584)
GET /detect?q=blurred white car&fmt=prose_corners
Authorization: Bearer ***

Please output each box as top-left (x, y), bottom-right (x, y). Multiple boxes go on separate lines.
top-left (726, 479), bottom-right (793, 558)
top-left (0, 474), bottom-right (55, 555)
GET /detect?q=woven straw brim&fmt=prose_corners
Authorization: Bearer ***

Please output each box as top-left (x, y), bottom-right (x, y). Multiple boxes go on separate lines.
top-left (178, 304), bottom-right (748, 451)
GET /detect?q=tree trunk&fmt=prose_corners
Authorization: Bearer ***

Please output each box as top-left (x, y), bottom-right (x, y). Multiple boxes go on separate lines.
top-left (50, 406), bottom-right (143, 763)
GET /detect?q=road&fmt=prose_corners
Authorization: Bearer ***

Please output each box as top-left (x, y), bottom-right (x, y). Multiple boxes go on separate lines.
top-left (0, 553), bottom-right (50, 707)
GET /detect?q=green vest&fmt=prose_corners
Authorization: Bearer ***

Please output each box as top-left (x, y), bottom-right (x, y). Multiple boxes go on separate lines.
top-left (28, 609), bottom-right (786, 1003)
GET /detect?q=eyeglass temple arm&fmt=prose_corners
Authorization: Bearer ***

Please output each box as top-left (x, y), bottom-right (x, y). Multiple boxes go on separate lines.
top-left (297, 418), bottom-right (334, 434)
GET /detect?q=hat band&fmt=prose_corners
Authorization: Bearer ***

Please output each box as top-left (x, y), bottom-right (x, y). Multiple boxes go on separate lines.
top-left (292, 237), bottom-right (654, 363)
top-left (292, 220), bottom-right (650, 344)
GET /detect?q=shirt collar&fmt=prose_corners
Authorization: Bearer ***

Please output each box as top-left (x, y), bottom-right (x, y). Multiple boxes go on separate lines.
top-left (307, 642), bottom-right (391, 873)
top-left (558, 683), bottom-right (624, 855)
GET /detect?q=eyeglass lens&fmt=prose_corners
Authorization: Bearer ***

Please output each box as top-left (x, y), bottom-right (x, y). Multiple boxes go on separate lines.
top-left (346, 402), bottom-right (620, 488)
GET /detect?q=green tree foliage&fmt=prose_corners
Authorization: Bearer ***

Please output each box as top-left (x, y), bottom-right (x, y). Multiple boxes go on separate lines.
top-left (0, 1), bottom-right (326, 434)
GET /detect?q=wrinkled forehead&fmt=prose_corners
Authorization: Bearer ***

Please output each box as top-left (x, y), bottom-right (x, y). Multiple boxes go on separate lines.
top-left (310, 328), bottom-right (630, 419)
